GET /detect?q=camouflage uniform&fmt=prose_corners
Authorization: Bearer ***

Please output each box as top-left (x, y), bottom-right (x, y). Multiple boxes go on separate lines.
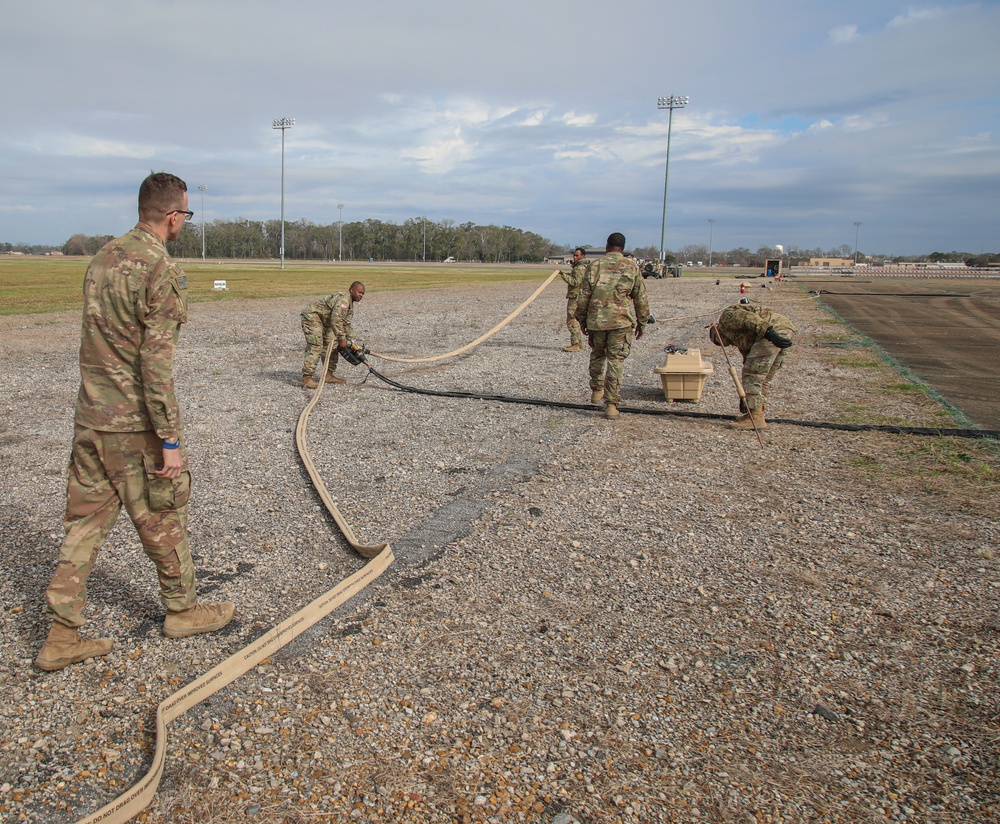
top-left (575, 252), bottom-right (650, 405)
top-left (300, 292), bottom-right (355, 377)
top-left (44, 223), bottom-right (197, 629)
top-left (560, 258), bottom-right (589, 346)
top-left (715, 303), bottom-right (797, 411)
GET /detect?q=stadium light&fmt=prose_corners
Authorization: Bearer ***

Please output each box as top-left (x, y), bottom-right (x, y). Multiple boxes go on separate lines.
top-left (273, 117), bottom-right (295, 269)
top-left (198, 184), bottom-right (207, 260)
top-left (657, 96), bottom-right (689, 266)
top-left (338, 203), bottom-right (344, 261)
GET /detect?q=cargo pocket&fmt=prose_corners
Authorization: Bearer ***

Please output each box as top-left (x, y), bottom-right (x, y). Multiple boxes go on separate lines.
top-left (142, 454), bottom-right (192, 512)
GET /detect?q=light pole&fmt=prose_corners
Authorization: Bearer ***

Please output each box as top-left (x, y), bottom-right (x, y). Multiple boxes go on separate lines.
top-left (272, 117), bottom-right (295, 268)
top-left (198, 184), bottom-right (207, 260)
top-left (708, 218), bottom-right (716, 267)
top-left (337, 203), bottom-right (344, 262)
top-left (657, 95), bottom-right (689, 267)
top-left (853, 221), bottom-right (863, 267)
top-left (422, 218), bottom-right (426, 263)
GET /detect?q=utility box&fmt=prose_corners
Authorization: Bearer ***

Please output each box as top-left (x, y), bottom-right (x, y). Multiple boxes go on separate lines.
top-left (654, 348), bottom-right (714, 402)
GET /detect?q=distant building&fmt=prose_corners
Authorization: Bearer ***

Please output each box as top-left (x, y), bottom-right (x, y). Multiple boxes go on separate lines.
top-left (808, 257), bottom-right (852, 268)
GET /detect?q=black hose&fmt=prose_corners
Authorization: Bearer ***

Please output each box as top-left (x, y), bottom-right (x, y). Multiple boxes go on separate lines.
top-left (364, 365), bottom-right (1000, 441)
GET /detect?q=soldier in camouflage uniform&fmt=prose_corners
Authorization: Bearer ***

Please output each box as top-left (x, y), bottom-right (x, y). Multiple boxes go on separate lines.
top-left (35, 173), bottom-right (235, 672)
top-left (299, 281), bottom-right (365, 388)
top-left (559, 247), bottom-right (589, 352)
top-left (575, 232), bottom-right (651, 419)
top-left (709, 303), bottom-right (796, 431)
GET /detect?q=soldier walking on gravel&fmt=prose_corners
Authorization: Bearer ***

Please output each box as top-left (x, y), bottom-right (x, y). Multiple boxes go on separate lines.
top-left (709, 303), bottom-right (796, 431)
top-left (36, 172), bottom-right (235, 672)
top-left (575, 232), bottom-right (650, 420)
top-left (299, 281), bottom-right (365, 388)
top-left (559, 247), bottom-right (589, 352)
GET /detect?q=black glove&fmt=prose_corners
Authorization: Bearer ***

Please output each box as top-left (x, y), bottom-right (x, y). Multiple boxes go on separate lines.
top-left (764, 327), bottom-right (792, 349)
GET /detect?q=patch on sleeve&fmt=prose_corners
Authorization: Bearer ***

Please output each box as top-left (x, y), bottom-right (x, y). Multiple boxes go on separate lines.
top-left (176, 274), bottom-right (188, 289)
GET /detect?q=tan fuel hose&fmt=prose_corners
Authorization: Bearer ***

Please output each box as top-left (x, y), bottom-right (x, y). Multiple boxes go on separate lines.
top-left (712, 323), bottom-right (765, 450)
top-left (74, 343), bottom-right (394, 824)
top-left (368, 270), bottom-right (561, 363)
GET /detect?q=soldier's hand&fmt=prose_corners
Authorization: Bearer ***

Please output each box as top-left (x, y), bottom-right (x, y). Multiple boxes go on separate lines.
top-left (764, 327), bottom-right (792, 348)
top-left (635, 324), bottom-right (645, 340)
top-left (155, 447), bottom-right (183, 479)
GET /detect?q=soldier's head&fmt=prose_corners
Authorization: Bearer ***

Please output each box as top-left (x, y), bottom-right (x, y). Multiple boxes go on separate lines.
top-left (349, 281), bottom-right (366, 301)
top-left (572, 247), bottom-right (586, 263)
top-left (708, 324), bottom-right (728, 347)
top-left (606, 232), bottom-right (626, 253)
top-left (138, 172), bottom-right (189, 242)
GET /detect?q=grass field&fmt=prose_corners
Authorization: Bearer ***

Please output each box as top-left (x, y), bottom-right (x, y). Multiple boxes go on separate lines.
top-left (0, 257), bottom-right (559, 315)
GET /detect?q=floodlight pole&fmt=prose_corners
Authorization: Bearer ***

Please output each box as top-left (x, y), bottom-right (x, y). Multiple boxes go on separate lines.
top-left (273, 117), bottom-right (295, 269)
top-left (657, 95), bottom-right (689, 267)
top-left (338, 203), bottom-right (344, 261)
top-left (198, 184), bottom-right (207, 260)
top-left (708, 218), bottom-right (716, 267)
top-left (853, 221), bottom-right (863, 266)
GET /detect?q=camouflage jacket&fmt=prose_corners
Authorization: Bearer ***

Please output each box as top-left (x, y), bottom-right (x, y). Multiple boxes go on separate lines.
top-left (302, 292), bottom-right (355, 343)
top-left (559, 259), bottom-right (589, 300)
top-left (74, 223), bottom-right (188, 441)
top-left (715, 303), bottom-right (797, 356)
top-left (575, 252), bottom-right (650, 332)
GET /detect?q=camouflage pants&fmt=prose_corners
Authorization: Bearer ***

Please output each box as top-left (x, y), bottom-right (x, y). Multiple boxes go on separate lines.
top-left (301, 313), bottom-right (339, 376)
top-left (44, 426), bottom-right (197, 629)
top-left (588, 327), bottom-right (633, 405)
top-left (566, 297), bottom-right (582, 345)
top-left (741, 339), bottom-right (787, 411)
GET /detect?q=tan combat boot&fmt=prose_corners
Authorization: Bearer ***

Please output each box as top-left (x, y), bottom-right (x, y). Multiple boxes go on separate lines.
top-left (604, 403), bottom-right (620, 420)
top-left (325, 372), bottom-right (346, 385)
top-left (729, 409), bottom-right (767, 431)
top-left (562, 342), bottom-right (583, 352)
top-left (163, 601), bottom-right (236, 638)
top-left (35, 623), bottom-right (112, 671)
top-left (590, 389), bottom-right (604, 405)
top-left (300, 374), bottom-right (319, 389)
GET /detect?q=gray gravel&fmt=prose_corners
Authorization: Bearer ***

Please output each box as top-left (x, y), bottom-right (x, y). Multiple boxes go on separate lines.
top-left (1, 277), bottom-right (998, 824)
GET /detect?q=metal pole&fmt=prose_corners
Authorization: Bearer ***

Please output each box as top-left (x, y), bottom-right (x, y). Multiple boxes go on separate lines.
top-left (854, 221), bottom-right (862, 266)
top-left (708, 218), bottom-right (716, 267)
top-left (272, 118), bottom-right (295, 269)
top-left (338, 203), bottom-right (344, 261)
top-left (657, 96), bottom-right (689, 267)
top-left (198, 184), bottom-right (207, 260)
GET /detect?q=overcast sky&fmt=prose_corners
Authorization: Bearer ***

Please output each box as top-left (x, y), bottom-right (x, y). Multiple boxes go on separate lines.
top-left (2, 1), bottom-right (998, 256)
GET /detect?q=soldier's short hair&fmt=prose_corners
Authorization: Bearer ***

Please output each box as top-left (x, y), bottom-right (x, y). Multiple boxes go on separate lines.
top-left (138, 172), bottom-right (188, 222)
top-left (350, 281), bottom-right (365, 291)
top-left (574, 247), bottom-right (586, 256)
top-left (606, 232), bottom-right (626, 250)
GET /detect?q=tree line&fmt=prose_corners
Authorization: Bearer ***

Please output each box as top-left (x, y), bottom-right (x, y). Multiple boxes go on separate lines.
top-left (3, 230), bottom-right (996, 267)
top-left (58, 217), bottom-right (560, 263)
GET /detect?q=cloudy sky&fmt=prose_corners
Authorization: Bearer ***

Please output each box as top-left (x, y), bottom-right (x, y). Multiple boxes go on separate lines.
top-left (2, 0), bottom-right (998, 256)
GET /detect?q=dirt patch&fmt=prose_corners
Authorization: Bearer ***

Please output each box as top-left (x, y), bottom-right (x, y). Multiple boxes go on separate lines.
top-left (805, 276), bottom-right (1000, 430)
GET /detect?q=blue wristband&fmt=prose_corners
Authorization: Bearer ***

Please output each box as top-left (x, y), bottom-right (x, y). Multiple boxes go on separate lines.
top-left (162, 440), bottom-right (180, 450)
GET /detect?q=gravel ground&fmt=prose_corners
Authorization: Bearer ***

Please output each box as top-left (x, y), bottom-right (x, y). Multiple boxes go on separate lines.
top-left (1, 276), bottom-right (998, 824)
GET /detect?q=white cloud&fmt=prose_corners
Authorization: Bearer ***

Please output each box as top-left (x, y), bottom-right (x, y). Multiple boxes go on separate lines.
top-left (888, 6), bottom-right (948, 28)
top-left (561, 111), bottom-right (597, 127)
top-left (828, 23), bottom-right (860, 44)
